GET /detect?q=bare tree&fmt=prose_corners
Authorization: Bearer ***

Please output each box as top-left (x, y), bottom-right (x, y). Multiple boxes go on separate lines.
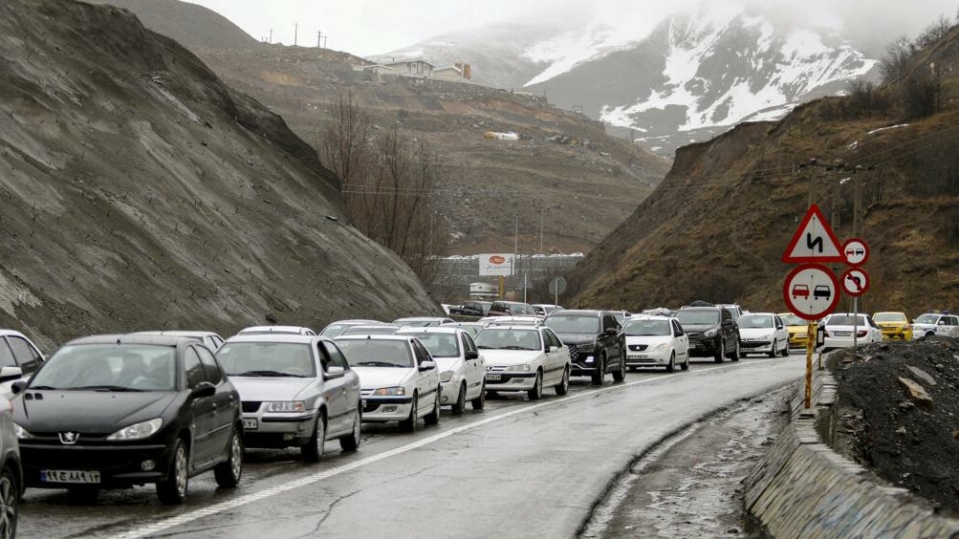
top-left (879, 35), bottom-right (914, 85)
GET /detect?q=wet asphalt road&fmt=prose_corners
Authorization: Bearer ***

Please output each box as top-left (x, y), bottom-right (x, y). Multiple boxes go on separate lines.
top-left (20, 352), bottom-right (808, 539)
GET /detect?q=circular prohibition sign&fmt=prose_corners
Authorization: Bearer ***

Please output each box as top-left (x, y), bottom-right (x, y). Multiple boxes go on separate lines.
top-left (782, 263), bottom-right (841, 321)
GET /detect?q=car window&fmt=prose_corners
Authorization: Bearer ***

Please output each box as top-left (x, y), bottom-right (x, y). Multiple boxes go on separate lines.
top-left (183, 348), bottom-right (207, 389)
top-left (672, 321), bottom-right (684, 336)
top-left (195, 346), bottom-right (223, 385)
top-left (462, 333), bottom-right (478, 356)
top-left (7, 336), bottom-right (42, 373)
top-left (949, 316), bottom-right (959, 326)
top-left (0, 340), bottom-right (16, 369)
top-left (412, 341), bottom-right (432, 364)
top-left (542, 329), bottom-right (560, 349)
top-left (321, 342), bottom-right (349, 369)
top-left (721, 309), bottom-right (732, 322)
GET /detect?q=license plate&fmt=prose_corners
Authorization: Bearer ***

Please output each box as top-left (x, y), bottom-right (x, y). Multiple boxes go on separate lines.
top-left (834, 332), bottom-right (851, 337)
top-left (242, 418), bottom-right (258, 430)
top-left (41, 470), bottom-right (100, 484)
top-left (486, 374), bottom-right (502, 381)
top-left (627, 354), bottom-right (647, 360)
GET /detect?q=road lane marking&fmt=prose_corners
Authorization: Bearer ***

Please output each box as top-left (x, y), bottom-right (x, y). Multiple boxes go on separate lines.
top-left (110, 361), bottom-right (772, 539)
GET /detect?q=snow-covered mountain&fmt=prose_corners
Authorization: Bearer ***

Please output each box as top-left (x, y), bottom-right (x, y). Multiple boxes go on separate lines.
top-left (377, 1), bottom-right (879, 156)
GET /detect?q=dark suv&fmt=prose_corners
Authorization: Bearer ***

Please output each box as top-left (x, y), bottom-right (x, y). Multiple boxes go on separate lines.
top-left (487, 301), bottom-right (534, 317)
top-left (449, 301), bottom-right (491, 317)
top-left (675, 306), bottom-right (740, 362)
top-left (544, 310), bottom-right (625, 385)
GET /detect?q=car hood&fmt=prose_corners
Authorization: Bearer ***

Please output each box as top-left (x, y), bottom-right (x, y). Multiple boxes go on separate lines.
top-left (681, 324), bottom-right (720, 334)
top-left (625, 336), bottom-right (672, 347)
top-left (433, 357), bottom-right (464, 373)
top-left (739, 328), bottom-right (776, 339)
top-left (875, 321), bottom-right (908, 328)
top-left (552, 333), bottom-right (598, 346)
top-left (230, 377), bottom-right (317, 402)
top-left (15, 390), bottom-right (179, 433)
top-left (481, 350), bottom-right (543, 367)
top-left (352, 367), bottom-right (415, 390)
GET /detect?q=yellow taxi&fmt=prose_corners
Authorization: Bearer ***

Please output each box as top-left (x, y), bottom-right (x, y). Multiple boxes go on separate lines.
top-left (778, 313), bottom-right (809, 348)
top-left (872, 311), bottom-right (913, 341)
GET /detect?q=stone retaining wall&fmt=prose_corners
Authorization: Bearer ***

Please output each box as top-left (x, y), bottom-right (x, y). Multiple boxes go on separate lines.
top-left (744, 367), bottom-right (959, 538)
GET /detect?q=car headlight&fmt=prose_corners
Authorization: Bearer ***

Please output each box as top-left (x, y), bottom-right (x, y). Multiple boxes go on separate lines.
top-left (107, 418), bottom-right (163, 441)
top-left (372, 387), bottom-right (406, 397)
top-left (13, 423), bottom-right (32, 440)
top-left (506, 364), bottom-right (531, 372)
top-left (653, 343), bottom-right (669, 352)
top-left (440, 371), bottom-right (454, 383)
top-left (266, 401), bottom-right (307, 413)
top-left (704, 329), bottom-right (718, 338)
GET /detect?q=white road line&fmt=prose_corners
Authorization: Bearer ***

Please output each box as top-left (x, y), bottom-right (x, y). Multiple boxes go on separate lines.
top-left (109, 361), bottom-right (769, 539)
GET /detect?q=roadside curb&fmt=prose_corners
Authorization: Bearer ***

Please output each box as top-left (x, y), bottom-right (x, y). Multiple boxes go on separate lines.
top-left (744, 359), bottom-right (959, 538)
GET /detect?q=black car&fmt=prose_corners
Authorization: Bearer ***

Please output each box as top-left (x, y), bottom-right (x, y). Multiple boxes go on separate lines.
top-left (11, 335), bottom-right (243, 504)
top-left (543, 310), bottom-right (625, 384)
top-left (675, 307), bottom-right (740, 362)
top-left (449, 301), bottom-right (492, 317)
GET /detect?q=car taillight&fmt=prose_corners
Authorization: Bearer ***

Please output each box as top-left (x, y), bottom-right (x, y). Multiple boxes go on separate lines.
top-left (822, 329), bottom-right (830, 338)
top-left (856, 330), bottom-right (867, 338)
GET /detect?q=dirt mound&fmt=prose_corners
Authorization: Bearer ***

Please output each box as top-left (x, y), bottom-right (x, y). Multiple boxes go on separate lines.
top-left (830, 337), bottom-right (959, 511)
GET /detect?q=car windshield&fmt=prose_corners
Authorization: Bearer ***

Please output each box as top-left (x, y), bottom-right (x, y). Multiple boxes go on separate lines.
top-left (676, 310), bottom-right (720, 325)
top-left (30, 344), bottom-right (176, 391)
top-left (394, 319), bottom-right (437, 327)
top-left (474, 329), bottom-right (541, 351)
top-left (401, 333), bottom-right (460, 358)
top-left (320, 324), bottom-right (350, 338)
top-left (781, 314), bottom-right (805, 326)
top-left (336, 340), bottom-right (414, 368)
top-left (216, 343), bottom-right (316, 377)
top-left (915, 314), bottom-right (939, 324)
top-left (873, 313), bottom-right (906, 323)
top-left (739, 315), bottom-right (774, 329)
top-left (623, 319), bottom-right (671, 337)
top-left (544, 315), bottom-right (599, 334)
top-left (341, 326), bottom-right (398, 336)
top-left (826, 315), bottom-right (867, 326)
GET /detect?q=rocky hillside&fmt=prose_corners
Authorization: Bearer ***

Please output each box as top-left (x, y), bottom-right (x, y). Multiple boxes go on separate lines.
top-left (0, 0), bottom-right (437, 350)
top-left (569, 24), bottom-right (959, 315)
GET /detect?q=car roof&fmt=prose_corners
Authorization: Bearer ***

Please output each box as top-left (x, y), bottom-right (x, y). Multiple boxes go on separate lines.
top-left (335, 334), bottom-right (416, 343)
top-left (326, 319), bottom-right (384, 326)
top-left (741, 312), bottom-right (775, 317)
top-left (547, 309), bottom-right (601, 316)
top-left (0, 329), bottom-right (30, 338)
top-left (238, 325), bottom-right (315, 334)
top-left (480, 325), bottom-right (541, 331)
top-left (64, 334), bottom-right (192, 347)
top-left (133, 330), bottom-right (219, 338)
top-left (396, 327), bottom-right (461, 335)
top-left (225, 334), bottom-right (322, 344)
top-left (873, 311), bottom-right (906, 315)
top-left (678, 306), bottom-right (720, 311)
top-left (394, 317), bottom-right (451, 322)
top-left (625, 315), bottom-right (673, 322)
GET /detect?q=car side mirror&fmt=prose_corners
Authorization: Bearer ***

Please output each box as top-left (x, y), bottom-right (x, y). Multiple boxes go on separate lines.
top-left (465, 351), bottom-right (479, 361)
top-left (192, 381), bottom-right (216, 398)
top-left (325, 366), bottom-right (345, 380)
top-left (419, 360), bottom-right (436, 371)
top-left (11, 381), bottom-right (26, 395)
top-left (0, 366), bottom-right (23, 383)
top-left (548, 345), bottom-right (559, 353)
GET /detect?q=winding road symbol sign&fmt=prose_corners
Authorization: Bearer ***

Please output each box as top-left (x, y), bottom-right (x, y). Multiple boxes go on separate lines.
top-left (782, 204), bottom-right (844, 264)
top-left (841, 268), bottom-right (870, 297)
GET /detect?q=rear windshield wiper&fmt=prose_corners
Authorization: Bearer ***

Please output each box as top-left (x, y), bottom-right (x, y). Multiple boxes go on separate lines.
top-left (27, 385), bottom-right (61, 390)
top-left (71, 385), bottom-right (145, 392)
top-left (234, 370), bottom-right (307, 377)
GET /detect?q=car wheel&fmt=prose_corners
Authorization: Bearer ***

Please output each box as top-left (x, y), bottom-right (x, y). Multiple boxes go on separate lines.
top-left (0, 465), bottom-right (17, 539)
top-left (527, 371), bottom-right (543, 400)
top-left (301, 413), bottom-right (327, 462)
top-left (399, 393), bottom-right (418, 432)
top-left (339, 406), bottom-right (362, 452)
top-left (680, 354), bottom-right (689, 371)
top-left (768, 340), bottom-right (778, 358)
top-left (729, 339), bottom-right (740, 362)
top-left (612, 353), bottom-right (626, 382)
top-left (591, 354), bottom-right (606, 385)
top-left (665, 352), bottom-right (675, 373)
top-left (471, 381), bottom-right (486, 410)
top-left (157, 439), bottom-right (189, 505)
top-left (781, 343), bottom-right (790, 357)
top-left (451, 383), bottom-right (467, 414)
top-left (214, 428), bottom-right (243, 488)
top-left (424, 388), bottom-right (441, 425)
top-left (555, 366), bottom-right (569, 396)
top-left (714, 340), bottom-right (725, 363)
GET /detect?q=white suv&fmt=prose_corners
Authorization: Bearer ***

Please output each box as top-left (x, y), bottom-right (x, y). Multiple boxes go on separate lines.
top-left (912, 313), bottom-right (959, 339)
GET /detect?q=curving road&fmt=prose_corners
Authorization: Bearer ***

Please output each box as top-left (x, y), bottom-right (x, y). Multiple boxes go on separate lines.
top-left (20, 354), bottom-right (807, 539)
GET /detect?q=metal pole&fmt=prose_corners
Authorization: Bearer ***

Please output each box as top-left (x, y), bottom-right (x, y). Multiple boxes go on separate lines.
top-left (523, 272), bottom-right (527, 303)
top-left (805, 321), bottom-right (815, 408)
top-left (513, 216), bottom-right (518, 277)
top-left (853, 297), bottom-right (859, 349)
top-left (539, 207), bottom-right (544, 254)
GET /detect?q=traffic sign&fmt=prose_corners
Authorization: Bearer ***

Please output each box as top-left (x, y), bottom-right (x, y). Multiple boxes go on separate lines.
top-left (782, 264), bottom-right (841, 321)
top-left (841, 268), bottom-right (870, 297)
top-left (548, 277), bottom-right (567, 295)
top-left (782, 204), bottom-right (844, 263)
top-left (842, 238), bottom-right (870, 266)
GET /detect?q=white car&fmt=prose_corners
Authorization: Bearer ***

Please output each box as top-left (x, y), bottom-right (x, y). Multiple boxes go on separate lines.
top-left (335, 335), bottom-right (441, 432)
top-left (215, 334), bottom-right (362, 461)
top-left (133, 330), bottom-right (225, 351)
top-left (479, 316), bottom-right (543, 327)
top-left (821, 313), bottom-right (883, 351)
top-left (622, 316), bottom-right (689, 371)
top-left (443, 322), bottom-right (486, 338)
top-left (0, 330), bottom-right (45, 399)
top-left (737, 313), bottom-right (790, 358)
top-left (339, 325), bottom-right (401, 337)
top-left (396, 327), bottom-right (486, 413)
top-left (238, 325), bottom-right (316, 336)
top-left (474, 325), bottom-right (571, 400)
top-left (392, 317), bottom-right (455, 328)
top-left (319, 320), bottom-right (384, 338)
top-left (911, 312), bottom-right (959, 339)
top-left (0, 397), bottom-right (19, 535)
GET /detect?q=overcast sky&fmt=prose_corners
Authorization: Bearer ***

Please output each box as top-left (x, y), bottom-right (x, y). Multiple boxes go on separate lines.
top-left (183, 0), bottom-right (958, 57)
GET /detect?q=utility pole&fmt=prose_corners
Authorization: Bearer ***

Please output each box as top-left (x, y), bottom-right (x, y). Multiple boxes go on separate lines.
top-left (294, 23), bottom-right (298, 46)
top-left (318, 30), bottom-right (322, 48)
top-left (269, 28), bottom-right (273, 44)
top-left (853, 166), bottom-right (863, 236)
top-left (539, 207), bottom-right (544, 254)
top-left (830, 168), bottom-right (841, 230)
top-left (513, 216), bottom-right (518, 279)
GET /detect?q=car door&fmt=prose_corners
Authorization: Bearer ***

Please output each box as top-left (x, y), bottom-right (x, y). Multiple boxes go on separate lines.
top-left (0, 340), bottom-right (20, 397)
top-left (461, 332), bottom-right (483, 398)
top-left (194, 344), bottom-right (234, 456)
top-left (672, 320), bottom-right (689, 360)
top-left (721, 309), bottom-right (737, 350)
top-left (183, 346), bottom-right (217, 468)
top-left (319, 341), bottom-right (351, 437)
top-left (411, 341), bottom-right (435, 415)
top-left (542, 328), bottom-right (564, 385)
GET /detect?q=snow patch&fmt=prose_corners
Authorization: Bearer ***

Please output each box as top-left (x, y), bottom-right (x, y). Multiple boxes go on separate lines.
top-left (867, 124), bottom-right (909, 135)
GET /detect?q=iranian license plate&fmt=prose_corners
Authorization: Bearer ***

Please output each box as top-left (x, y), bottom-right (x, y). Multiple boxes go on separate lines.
top-left (242, 418), bottom-right (258, 430)
top-left (41, 470), bottom-right (100, 484)
top-left (834, 332), bottom-right (851, 337)
top-left (486, 374), bottom-right (502, 382)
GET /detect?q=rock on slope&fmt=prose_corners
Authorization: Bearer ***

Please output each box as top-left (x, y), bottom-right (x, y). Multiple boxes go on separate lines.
top-left (0, 0), bottom-right (436, 349)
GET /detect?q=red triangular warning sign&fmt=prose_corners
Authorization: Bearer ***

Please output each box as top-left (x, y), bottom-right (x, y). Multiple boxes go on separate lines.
top-left (782, 204), bottom-right (844, 263)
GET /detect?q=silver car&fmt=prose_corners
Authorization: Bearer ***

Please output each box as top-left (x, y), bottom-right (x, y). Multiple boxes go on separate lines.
top-left (0, 329), bottom-right (45, 400)
top-left (215, 334), bottom-right (362, 461)
top-left (0, 397), bottom-right (20, 538)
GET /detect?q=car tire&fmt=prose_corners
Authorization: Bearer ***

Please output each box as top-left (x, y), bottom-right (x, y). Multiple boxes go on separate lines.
top-left (591, 354), bottom-right (606, 385)
top-left (768, 341), bottom-right (778, 358)
top-left (666, 352), bottom-right (675, 373)
top-left (301, 413), bottom-right (327, 462)
top-left (528, 371), bottom-right (543, 400)
top-left (424, 388), bottom-right (441, 426)
top-left (729, 339), bottom-right (740, 362)
top-left (339, 406), bottom-right (362, 452)
top-left (0, 464), bottom-right (18, 538)
top-left (471, 382), bottom-right (486, 410)
top-left (612, 353), bottom-right (626, 382)
top-left (555, 366), bottom-right (569, 396)
top-left (781, 343), bottom-right (790, 357)
top-left (714, 341), bottom-right (725, 363)
top-left (213, 428), bottom-right (243, 488)
top-left (680, 354), bottom-right (689, 371)
top-left (157, 439), bottom-right (189, 505)
top-left (451, 383), bottom-right (467, 415)
top-left (399, 393), bottom-right (419, 432)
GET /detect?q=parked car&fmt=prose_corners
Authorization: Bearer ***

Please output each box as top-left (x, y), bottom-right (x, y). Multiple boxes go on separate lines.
top-left (778, 313), bottom-right (810, 349)
top-left (449, 301), bottom-right (492, 317)
top-left (911, 312), bottom-right (959, 340)
top-left (737, 313), bottom-right (790, 358)
top-left (474, 326), bottom-right (571, 400)
top-left (486, 301), bottom-right (535, 317)
top-left (132, 330), bottom-right (225, 352)
top-left (0, 397), bottom-right (20, 537)
top-left (335, 335), bottom-right (441, 432)
top-left (319, 320), bottom-right (384, 339)
top-left (872, 312), bottom-right (913, 342)
top-left (820, 313), bottom-right (883, 351)
top-left (12, 335), bottom-right (243, 504)
top-left (716, 304), bottom-right (744, 320)
top-left (238, 326), bottom-right (315, 336)
top-left (392, 317), bottom-right (455, 328)
top-left (543, 310), bottom-right (625, 384)
top-left (339, 325), bottom-right (401, 337)
top-left (0, 329), bottom-right (45, 399)
top-left (395, 328), bottom-right (486, 413)
top-left (442, 322), bottom-right (486, 338)
top-left (215, 334), bottom-right (362, 461)
top-left (530, 304), bottom-right (563, 316)
top-left (622, 316), bottom-right (689, 372)
top-left (479, 316), bottom-right (543, 327)
top-left (675, 306), bottom-right (740, 362)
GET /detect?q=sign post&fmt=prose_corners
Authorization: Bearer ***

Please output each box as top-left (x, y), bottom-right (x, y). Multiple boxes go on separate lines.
top-left (548, 277), bottom-right (567, 308)
top-left (841, 242), bottom-right (870, 349)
